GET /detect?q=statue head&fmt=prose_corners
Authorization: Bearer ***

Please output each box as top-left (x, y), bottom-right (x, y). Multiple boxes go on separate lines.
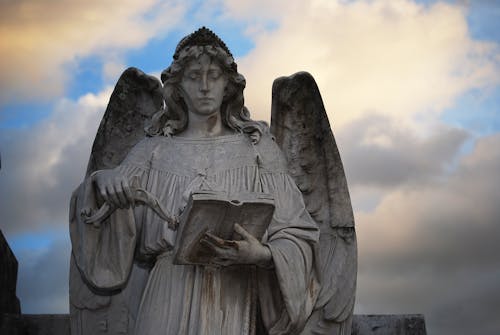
top-left (147, 27), bottom-right (266, 137)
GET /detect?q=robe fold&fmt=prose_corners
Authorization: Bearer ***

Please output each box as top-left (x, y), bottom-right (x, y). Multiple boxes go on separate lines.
top-left (70, 133), bottom-right (319, 335)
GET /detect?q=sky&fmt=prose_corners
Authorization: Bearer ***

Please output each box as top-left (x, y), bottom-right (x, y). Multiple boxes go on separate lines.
top-left (0, 0), bottom-right (499, 334)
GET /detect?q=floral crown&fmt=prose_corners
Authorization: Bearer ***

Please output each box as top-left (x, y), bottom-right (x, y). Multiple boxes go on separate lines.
top-left (173, 26), bottom-right (233, 60)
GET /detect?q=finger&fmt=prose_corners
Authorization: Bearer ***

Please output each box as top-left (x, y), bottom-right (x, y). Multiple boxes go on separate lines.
top-left (200, 239), bottom-right (236, 259)
top-left (234, 223), bottom-right (255, 241)
top-left (204, 232), bottom-right (228, 248)
top-left (114, 181), bottom-right (128, 208)
top-left (204, 233), bottom-right (239, 250)
top-left (200, 238), bottom-right (225, 254)
top-left (105, 184), bottom-right (121, 207)
top-left (121, 179), bottom-right (134, 206)
top-left (99, 186), bottom-right (109, 204)
top-left (200, 238), bottom-right (218, 252)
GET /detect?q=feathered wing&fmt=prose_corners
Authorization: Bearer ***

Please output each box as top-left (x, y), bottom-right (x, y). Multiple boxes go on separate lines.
top-left (85, 67), bottom-right (164, 175)
top-left (69, 67), bottom-right (163, 335)
top-left (270, 72), bottom-right (357, 335)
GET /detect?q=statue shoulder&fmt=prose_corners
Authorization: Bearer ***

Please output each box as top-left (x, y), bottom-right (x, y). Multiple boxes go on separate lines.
top-left (254, 132), bottom-right (288, 173)
top-left (122, 135), bottom-right (168, 165)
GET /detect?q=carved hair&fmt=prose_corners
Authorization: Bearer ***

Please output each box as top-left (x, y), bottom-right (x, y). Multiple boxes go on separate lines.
top-left (146, 44), bottom-right (267, 137)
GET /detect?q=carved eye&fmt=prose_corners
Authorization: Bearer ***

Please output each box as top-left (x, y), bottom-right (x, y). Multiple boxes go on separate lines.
top-left (208, 70), bottom-right (222, 80)
top-left (186, 71), bottom-right (200, 80)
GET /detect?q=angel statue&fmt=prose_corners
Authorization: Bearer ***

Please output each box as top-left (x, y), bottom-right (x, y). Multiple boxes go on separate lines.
top-left (69, 27), bottom-right (357, 335)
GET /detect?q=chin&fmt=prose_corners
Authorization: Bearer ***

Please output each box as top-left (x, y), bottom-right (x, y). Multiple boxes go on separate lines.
top-left (194, 107), bottom-right (219, 116)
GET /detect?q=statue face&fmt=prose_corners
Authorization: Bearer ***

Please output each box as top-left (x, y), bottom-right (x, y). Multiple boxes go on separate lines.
top-left (180, 53), bottom-right (228, 117)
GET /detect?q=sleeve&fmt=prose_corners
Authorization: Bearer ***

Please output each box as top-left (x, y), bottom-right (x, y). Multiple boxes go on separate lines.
top-left (255, 136), bottom-right (320, 335)
top-left (69, 138), bottom-right (153, 291)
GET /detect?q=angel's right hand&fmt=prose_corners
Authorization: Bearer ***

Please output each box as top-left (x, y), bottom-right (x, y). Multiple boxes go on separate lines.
top-left (92, 169), bottom-right (134, 209)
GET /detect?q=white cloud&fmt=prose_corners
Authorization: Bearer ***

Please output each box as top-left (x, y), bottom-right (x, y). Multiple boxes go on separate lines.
top-left (232, 0), bottom-right (499, 131)
top-left (0, 87), bottom-right (111, 233)
top-left (0, 0), bottom-right (186, 104)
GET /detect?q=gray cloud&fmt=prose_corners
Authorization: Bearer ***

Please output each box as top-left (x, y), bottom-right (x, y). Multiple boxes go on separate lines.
top-left (353, 133), bottom-right (500, 335)
top-left (338, 114), bottom-right (470, 188)
top-left (15, 237), bottom-right (70, 313)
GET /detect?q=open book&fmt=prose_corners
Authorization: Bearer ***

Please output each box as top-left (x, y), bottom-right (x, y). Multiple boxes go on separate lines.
top-left (173, 191), bottom-right (275, 265)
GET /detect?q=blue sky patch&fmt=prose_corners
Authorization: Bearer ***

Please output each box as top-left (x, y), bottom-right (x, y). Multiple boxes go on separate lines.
top-left (7, 228), bottom-right (67, 255)
top-left (66, 55), bottom-right (105, 100)
top-left (0, 102), bottom-right (54, 129)
top-left (466, 1), bottom-right (500, 43)
top-left (441, 85), bottom-right (500, 136)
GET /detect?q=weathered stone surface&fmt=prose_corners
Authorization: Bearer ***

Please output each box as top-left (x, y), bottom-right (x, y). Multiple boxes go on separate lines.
top-left (70, 28), bottom-right (325, 335)
top-left (352, 314), bottom-right (427, 335)
top-left (272, 71), bottom-right (357, 334)
top-left (0, 229), bottom-right (21, 315)
top-left (0, 314), bottom-right (426, 335)
top-left (85, 67), bottom-right (163, 176)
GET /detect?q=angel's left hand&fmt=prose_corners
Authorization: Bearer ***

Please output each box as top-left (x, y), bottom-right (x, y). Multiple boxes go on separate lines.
top-left (201, 223), bottom-right (273, 268)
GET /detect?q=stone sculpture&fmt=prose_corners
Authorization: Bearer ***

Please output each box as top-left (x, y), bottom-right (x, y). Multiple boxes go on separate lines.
top-left (69, 27), bottom-right (356, 335)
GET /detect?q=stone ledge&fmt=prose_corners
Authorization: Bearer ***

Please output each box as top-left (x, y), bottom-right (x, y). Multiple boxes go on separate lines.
top-left (1, 313), bottom-right (426, 335)
top-left (352, 314), bottom-right (427, 335)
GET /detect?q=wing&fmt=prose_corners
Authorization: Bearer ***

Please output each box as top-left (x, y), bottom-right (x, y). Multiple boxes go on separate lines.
top-left (69, 67), bottom-right (163, 335)
top-left (86, 67), bottom-right (163, 175)
top-left (270, 72), bottom-right (357, 334)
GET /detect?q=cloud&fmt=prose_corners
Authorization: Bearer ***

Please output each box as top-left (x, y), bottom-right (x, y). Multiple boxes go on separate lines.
top-left (0, 2), bottom-right (499, 335)
top-left (226, 12), bottom-right (500, 332)
top-left (225, 14), bottom-right (500, 334)
top-left (0, 88), bottom-right (111, 234)
top-left (338, 114), bottom-right (470, 189)
top-left (354, 133), bottom-right (500, 334)
top-left (230, 0), bottom-right (499, 130)
top-left (0, 0), bottom-right (185, 104)
top-left (15, 235), bottom-right (70, 313)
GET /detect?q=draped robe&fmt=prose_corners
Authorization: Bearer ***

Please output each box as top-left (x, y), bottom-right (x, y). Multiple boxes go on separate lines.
top-left (70, 133), bottom-right (319, 335)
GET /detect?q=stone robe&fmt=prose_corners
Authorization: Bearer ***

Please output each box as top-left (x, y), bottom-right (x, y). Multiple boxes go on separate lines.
top-left (70, 133), bottom-right (319, 335)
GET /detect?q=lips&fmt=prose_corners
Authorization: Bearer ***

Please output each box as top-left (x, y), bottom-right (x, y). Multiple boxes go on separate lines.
top-left (198, 97), bottom-right (214, 101)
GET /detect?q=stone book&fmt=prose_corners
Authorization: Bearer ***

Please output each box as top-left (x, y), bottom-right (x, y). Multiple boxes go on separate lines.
top-left (173, 191), bottom-right (275, 265)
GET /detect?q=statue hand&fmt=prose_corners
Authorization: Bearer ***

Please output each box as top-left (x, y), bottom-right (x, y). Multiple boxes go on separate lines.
top-left (201, 224), bottom-right (273, 268)
top-left (92, 169), bottom-right (134, 209)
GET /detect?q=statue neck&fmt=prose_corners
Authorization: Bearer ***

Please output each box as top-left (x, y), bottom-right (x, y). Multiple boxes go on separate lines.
top-left (180, 110), bottom-right (233, 138)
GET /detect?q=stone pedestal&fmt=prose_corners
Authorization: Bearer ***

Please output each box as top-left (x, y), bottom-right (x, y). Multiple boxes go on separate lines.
top-left (352, 314), bottom-right (427, 335)
top-left (0, 314), bottom-right (426, 335)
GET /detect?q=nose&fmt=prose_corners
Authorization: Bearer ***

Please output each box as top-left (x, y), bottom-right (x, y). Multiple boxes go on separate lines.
top-left (200, 74), bottom-right (209, 93)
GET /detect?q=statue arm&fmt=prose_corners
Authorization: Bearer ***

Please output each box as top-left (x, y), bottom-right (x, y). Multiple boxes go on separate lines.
top-left (69, 138), bottom-right (154, 291)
